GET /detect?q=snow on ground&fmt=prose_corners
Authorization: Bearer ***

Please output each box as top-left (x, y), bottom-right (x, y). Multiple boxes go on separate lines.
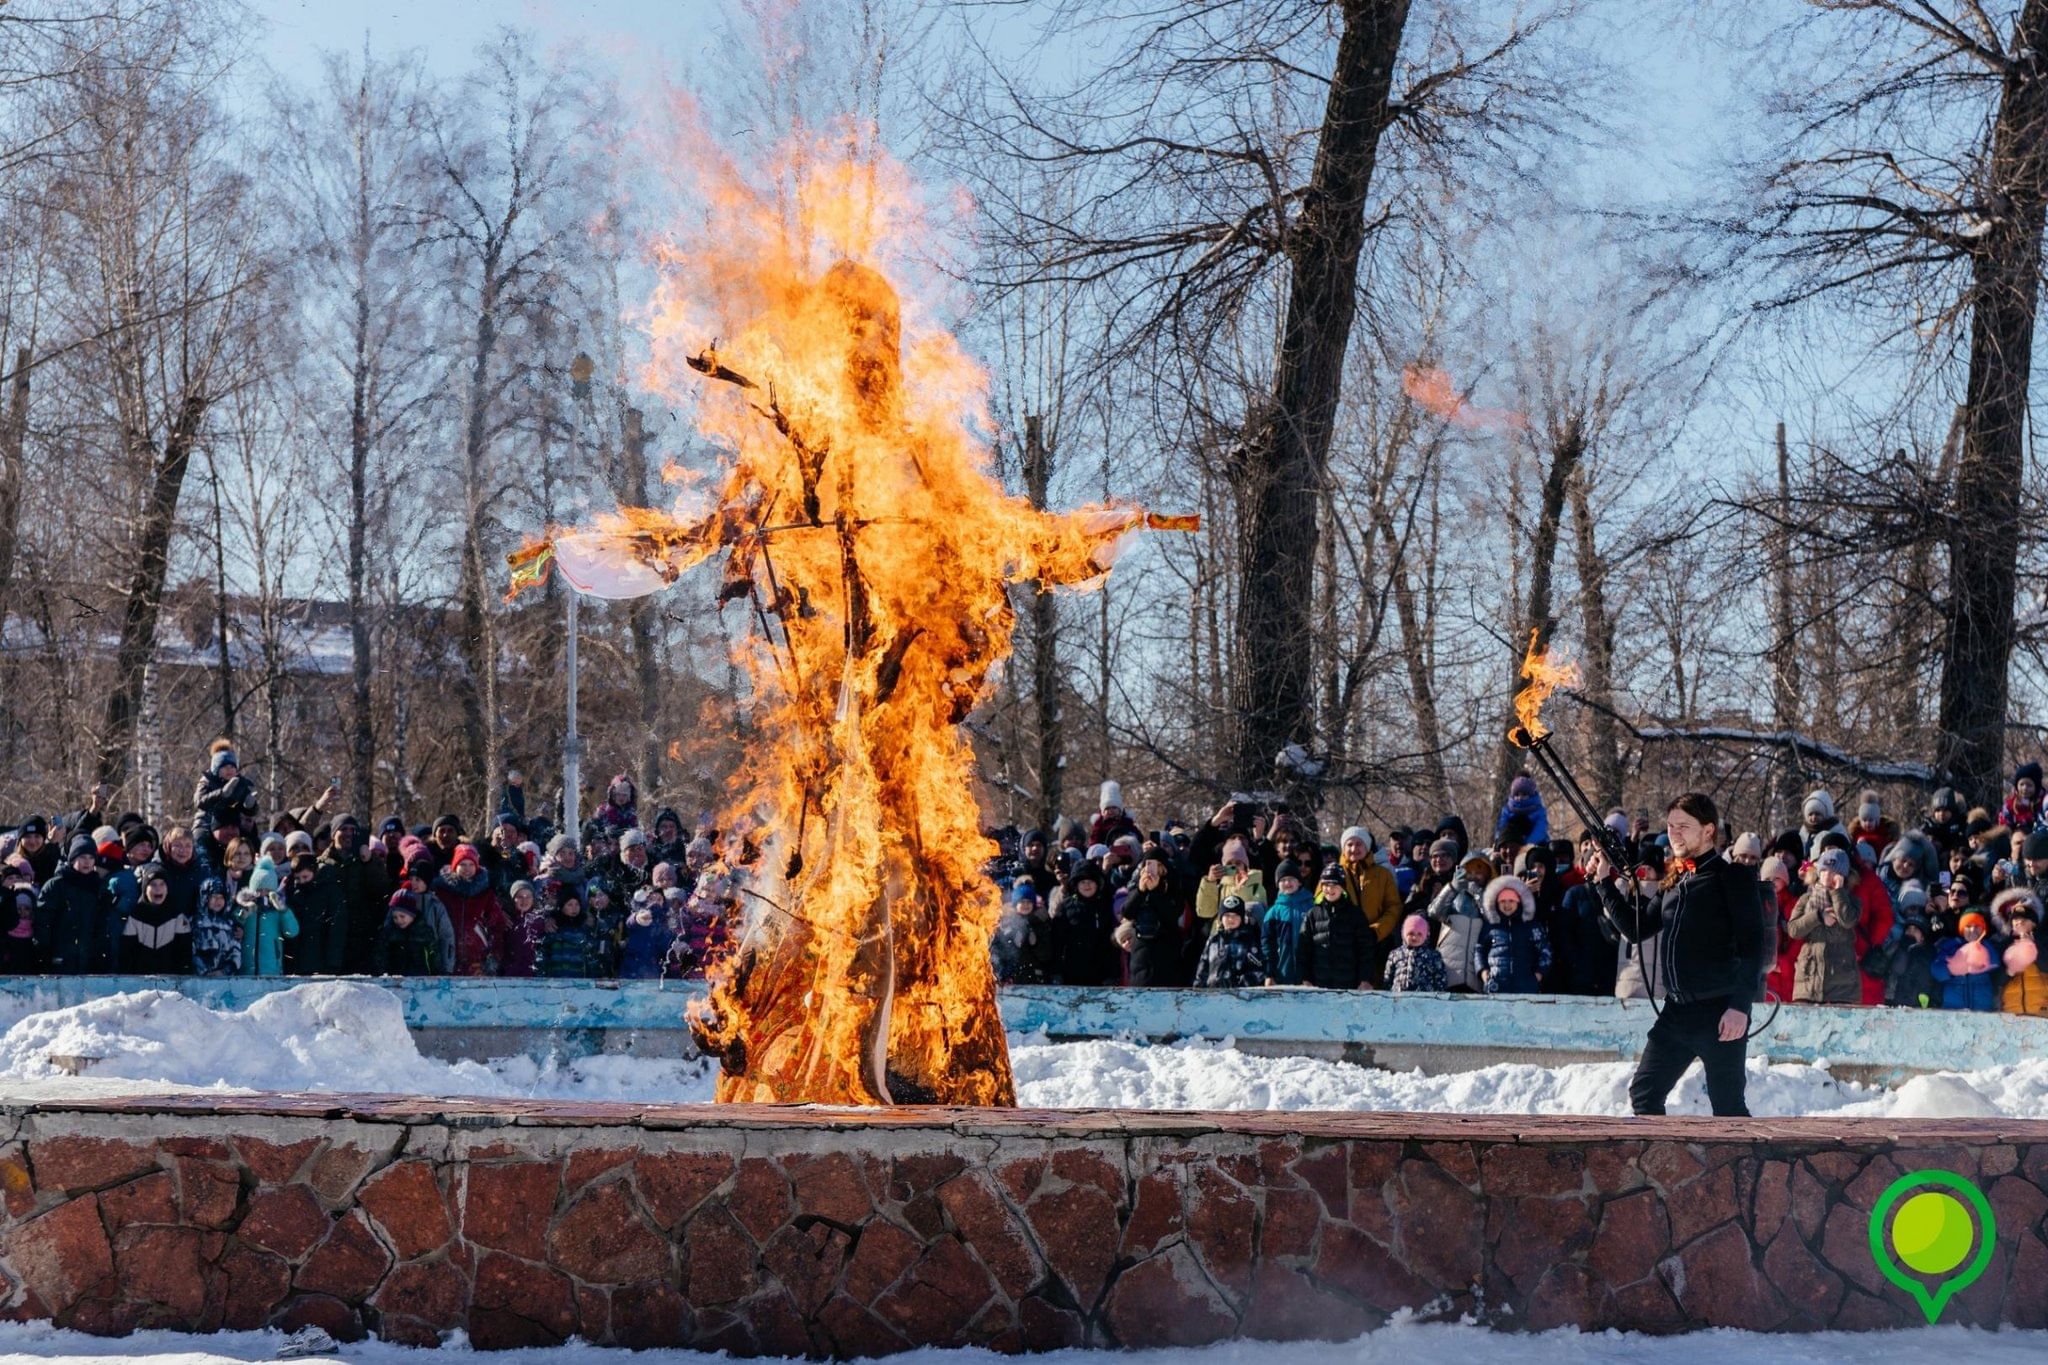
top-left (0, 982), bottom-right (2044, 1119)
top-left (0, 1318), bottom-right (2043, 1365)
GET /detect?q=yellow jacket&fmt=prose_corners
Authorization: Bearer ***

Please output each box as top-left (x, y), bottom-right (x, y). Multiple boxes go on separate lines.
top-left (1196, 869), bottom-right (1268, 925)
top-left (1343, 859), bottom-right (1403, 947)
top-left (2001, 960), bottom-right (2048, 1016)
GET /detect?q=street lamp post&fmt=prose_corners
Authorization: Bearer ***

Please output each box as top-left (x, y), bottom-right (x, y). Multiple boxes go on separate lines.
top-left (563, 351), bottom-right (596, 835)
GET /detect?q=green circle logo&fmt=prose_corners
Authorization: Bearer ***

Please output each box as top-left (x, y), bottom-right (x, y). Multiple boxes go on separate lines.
top-left (1868, 1170), bottom-right (1995, 1323)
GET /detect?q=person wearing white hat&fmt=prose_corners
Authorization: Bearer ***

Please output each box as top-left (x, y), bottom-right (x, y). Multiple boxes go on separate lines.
top-left (1088, 779), bottom-right (1140, 849)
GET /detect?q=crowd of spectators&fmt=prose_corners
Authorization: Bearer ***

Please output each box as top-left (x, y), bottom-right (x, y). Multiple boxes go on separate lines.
top-left (8, 738), bottom-right (2048, 1019)
top-left (0, 741), bottom-right (735, 982)
top-left (985, 767), bottom-right (2048, 1016)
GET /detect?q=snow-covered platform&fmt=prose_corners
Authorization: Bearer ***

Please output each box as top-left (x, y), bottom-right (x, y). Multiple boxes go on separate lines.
top-left (0, 976), bottom-right (2034, 1084)
top-left (0, 1092), bottom-right (2041, 1349)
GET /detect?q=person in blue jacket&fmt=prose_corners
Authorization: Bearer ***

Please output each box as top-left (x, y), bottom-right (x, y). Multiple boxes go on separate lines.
top-left (1494, 775), bottom-right (1552, 852)
top-left (1478, 873), bottom-right (1552, 994)
top-left (1933, 910), bottom-right (1999, 1011)
top-left (1261, 859), bottom-right (1310, 985)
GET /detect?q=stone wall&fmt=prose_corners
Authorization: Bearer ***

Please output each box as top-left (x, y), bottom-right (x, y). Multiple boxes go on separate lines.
top-left (0, 1096), bottom-right (2043, 1351)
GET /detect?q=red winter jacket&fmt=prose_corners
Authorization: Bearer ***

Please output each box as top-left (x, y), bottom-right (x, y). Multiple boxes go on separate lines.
top-left (1765, 880), bottom-right (1800, 1005)
top-left (1850, 871), bottom-right (1893, 1006)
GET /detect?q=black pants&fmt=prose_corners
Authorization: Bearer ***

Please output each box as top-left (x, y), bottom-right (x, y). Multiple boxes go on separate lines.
top-left (1630, 996), bottom-right (1749, 1117)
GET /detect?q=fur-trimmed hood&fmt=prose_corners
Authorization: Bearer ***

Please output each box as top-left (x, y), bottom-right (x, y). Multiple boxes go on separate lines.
top-left (1481, 874), bottom-right (1537, 925)
top-left (1991, 885), bottom-right (2040, 933)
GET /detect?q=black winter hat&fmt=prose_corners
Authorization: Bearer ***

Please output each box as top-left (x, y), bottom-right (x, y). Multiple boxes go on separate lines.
top-left (1275, 858), bottom-right (1302, 883)
top-left (122, 824), bottom-right (159, 851)
top-left (1318, 863), bottom-right (1346, 886)
top-left (1071, 860), bottom-right (1106, 889)
top-left (18, 816), bottom-right (45, 837)
top-left (433, 813), bottom-right (463, 834)
top-left (2025, 829), bottom-right (2048, 862)
top-left (2019, 761), bottom-right (2045, 788)
top-left (65, 834), bottom-right (95, 861)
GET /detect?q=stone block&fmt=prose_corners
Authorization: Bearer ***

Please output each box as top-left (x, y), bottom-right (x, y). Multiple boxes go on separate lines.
top-left (29, 1138), bottom-right (156, 1195)
top-left (294, 1210), bottom-right (390, 1302)
top-left (232, 1137), bottom-right (322, 1187)
top-left (4, 1197), bottom-right (111, 1317)
top-left (463, 1162), bottom-right (559, 1258)
top-left (358, 1161), bottom-right (451, 1260)
top-left (1021, 1182), bottom-right (1118, 1310)
top-left (1102, 1243), bottom-right (1236, 1347)
top-left (633, 1151), bottom-right (729, 1232)
top-left (112, 1224), bottom-right (212, 1321)
top-left (550, 1180), bottom-right (670, 1287)
top-left (472, 1249), bottom-right (576, 1340)
top-left (237, 1186), bottom-right (329, 1263)
top-left (97, 1172), bottom-right (177, 1231)
top-left (937, 1172), bottom-right (1040, 1300)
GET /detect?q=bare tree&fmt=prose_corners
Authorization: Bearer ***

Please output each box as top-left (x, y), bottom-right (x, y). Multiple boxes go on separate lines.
top-left (1749, 0), bottom-right (2048, 802)
top-left (271, 43), bottom-right (436, 820)
top-left (35, 3), bottom-right (268, 790)
top-left (409, 30), bottom-right (589, 816)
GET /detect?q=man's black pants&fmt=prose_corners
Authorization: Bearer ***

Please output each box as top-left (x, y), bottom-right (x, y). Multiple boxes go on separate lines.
top-left (1630, 996), bottom-right (1749, 1117)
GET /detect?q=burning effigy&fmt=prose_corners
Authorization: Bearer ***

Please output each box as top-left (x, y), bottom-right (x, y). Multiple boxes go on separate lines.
top-left (507, 145), bottom-right (1192, 1107)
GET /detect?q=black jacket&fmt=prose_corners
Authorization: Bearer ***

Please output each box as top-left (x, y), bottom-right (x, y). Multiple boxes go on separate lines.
top-left (1593, 850), bottom-right (1766, 1012)
top-left (36, 867), bottom-right (112, 973)
top-left (1051, 885), bottom-right (1120, 986)
top-left (286, 869), bottom-right (349, 975)
top-left (1119, 884), bottom-right (1184, 988)
top-left (320, 843), bottom-right (392, 975)
top-left (1298, 894), bottom-right (1374, 989)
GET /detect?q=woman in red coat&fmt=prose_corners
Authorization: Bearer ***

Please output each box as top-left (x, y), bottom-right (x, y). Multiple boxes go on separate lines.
top-left (1761, 855), bottom-right (1800, 1004)
top-left (432, 844), bottom-right (513, 976)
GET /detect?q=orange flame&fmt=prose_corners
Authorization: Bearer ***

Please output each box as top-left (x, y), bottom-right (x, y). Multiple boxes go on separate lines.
top-left (1402, 364), bottom-right (1529, 432)
top-left (1512, 628), bottom-right (1581, 745)
top-left (514, 134), bottom-right (1193, 1108)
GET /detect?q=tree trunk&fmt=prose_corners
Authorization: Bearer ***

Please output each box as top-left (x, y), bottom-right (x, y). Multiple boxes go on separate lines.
top-left (347, 172), bottom-right (377, 822)
top-left (1021, 414), bottom-right (1063, 833)
top-left (455, 265), bottom-right (501, 819)
top-left (620, 407), bottom-right (666, 801)
top-left (1233, 0), bottom-right (1409, 794)
top-left (98, 392), bottom-right (209, 787)
top-left (1373, 507), bottom-right (1452, 814)
top-left (209, 451), bottom-right (235, 735)
top-left (1769, 421), bottom-right (1799, 731)
top-left (1568, 462), bottom-right (1622, 810)
top-left (1936, 3), bottom-right (2048, 804)
top-left (0, 348), bottom-right (29, 634)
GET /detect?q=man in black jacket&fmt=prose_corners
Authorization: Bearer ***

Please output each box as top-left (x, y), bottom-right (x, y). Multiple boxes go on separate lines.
top-left (1591, 792), bottom-right (1766, 1118)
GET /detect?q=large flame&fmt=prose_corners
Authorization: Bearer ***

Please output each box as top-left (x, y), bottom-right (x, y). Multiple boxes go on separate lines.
top-left (509, 135), bottom-right (1190, 1107)
top-left (1510, 628), bottom-right (1580, 746)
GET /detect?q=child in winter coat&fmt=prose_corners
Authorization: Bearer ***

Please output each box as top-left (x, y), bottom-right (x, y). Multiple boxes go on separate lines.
top-left (1194, 898), bottom-right (1265, 988)
top-left (1261, 860), bottom-right (1311, 986)
top-left (236, 856), bottom-right (298, 976)
top-left (537, 892), bottom-right (610, 979)
top-left (595, 774), bottom-right (640, 834)
top-left (1477, 874), bottom-right (1551, 994)
top-left (500, 880), bottom-right (544, 978)
top-left (1384, 915), bottom-right (1449, 993)
top-left (1997, 890), bottom-right (2048, 1015)
top-left (374, 891), bottom-right (442, 976)
top-left (1933, 911), bottom-right (1999, 1011)
top-left (1427, 856), bottom-right (1490, 991)
top-left (1787, 850), bottom-right (1862, 1004)
top-left (671, 867), bottom-right (734, 980)
top-left (190, 877), bottom-right (242, 976)
top-left (2000, 761), bottom-right (2045, 836)
top-left (122, 862), bottom-right (192, 975)
top-left (992, 881), bottom-right (1050, 985)
top-left (0, 885), bottom-right (39, 974)
top-left (1297, 865), bottom-right (1373, 990)
top-left (616, 889), bottom-right (673, 980)
top-left (1885, 912), bottom-right (1940, 1008)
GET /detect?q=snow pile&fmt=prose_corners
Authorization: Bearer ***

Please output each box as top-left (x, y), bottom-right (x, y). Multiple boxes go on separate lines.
top-left (0, 982), bottom-right (716, 1104)
top-left (1, 982), bottom-right (2045, 1119)
top-left (1011, 1032), bottom-right (2048, 1119)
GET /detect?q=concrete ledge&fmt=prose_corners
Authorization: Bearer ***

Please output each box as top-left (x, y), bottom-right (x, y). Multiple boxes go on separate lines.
top-left (0, 1095), bottom-right (2040, 1347)
top-left (0, 976), bottom-right (2037, 1082)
